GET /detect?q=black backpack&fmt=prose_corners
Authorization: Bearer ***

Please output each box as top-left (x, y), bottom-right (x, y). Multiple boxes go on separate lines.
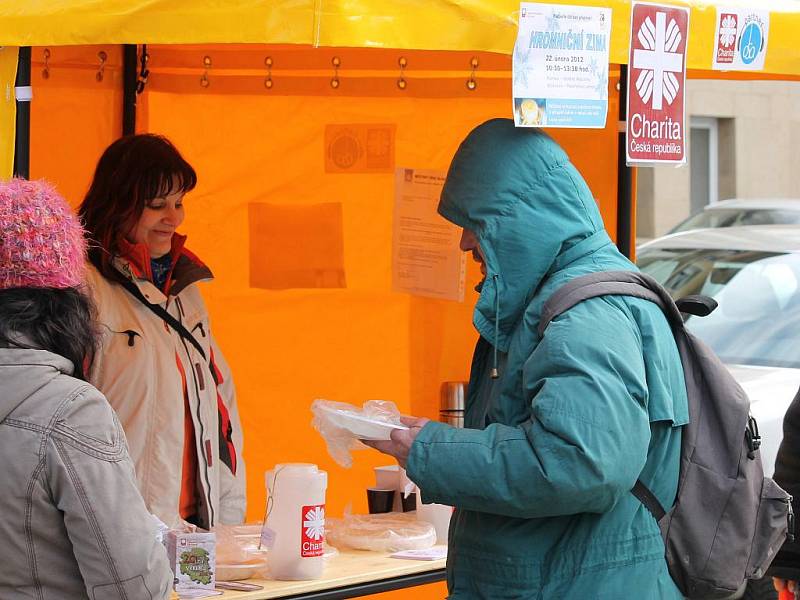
top-left (538, 270), bottom-right (793, 599)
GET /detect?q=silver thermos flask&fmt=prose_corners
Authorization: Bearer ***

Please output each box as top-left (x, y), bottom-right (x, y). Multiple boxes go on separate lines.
top-left (440, 381), bottom-right (466, 428)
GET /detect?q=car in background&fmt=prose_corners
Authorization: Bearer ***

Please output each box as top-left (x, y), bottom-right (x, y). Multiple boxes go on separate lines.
top-left (668, 198), bottom-right (800, 235)
top-left (637, 226), bottom-right (800, 479)
top-left (637, 227), bottom-right (800, 599)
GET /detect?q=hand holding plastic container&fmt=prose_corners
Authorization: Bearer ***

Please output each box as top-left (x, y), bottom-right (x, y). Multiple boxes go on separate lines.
top-left (311, 399), bottom-right (407, 467)
top-left (265, 463), bottom-right (328, 580)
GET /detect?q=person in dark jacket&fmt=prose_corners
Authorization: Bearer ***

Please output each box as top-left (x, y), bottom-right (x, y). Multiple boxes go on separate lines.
top-left (771, 386), bottom-right (800, 597)
top-left (367, 119), bottom-right (688, 598)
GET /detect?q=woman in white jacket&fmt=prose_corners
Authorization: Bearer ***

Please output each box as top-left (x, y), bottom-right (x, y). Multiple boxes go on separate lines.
top-left (79, 134), bottom-right (246, 530)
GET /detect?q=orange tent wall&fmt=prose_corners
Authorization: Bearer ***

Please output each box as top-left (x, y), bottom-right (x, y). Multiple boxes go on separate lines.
top-left (29, 45), bottom-right (622, 599)
top-left (29, 46), bottom-right (123, 202)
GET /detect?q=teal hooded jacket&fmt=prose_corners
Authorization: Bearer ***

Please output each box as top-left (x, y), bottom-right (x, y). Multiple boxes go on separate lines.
top-left (405, 120), bottom-right (689, 599)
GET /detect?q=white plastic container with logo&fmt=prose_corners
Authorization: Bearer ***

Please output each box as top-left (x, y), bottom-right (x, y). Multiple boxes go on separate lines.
top-left (265, 463), bottom-right (328, 580)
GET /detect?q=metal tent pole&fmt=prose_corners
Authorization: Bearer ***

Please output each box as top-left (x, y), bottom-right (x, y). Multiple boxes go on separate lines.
top-left (13, 46), bottom-right (32, 178)
top-left (616, 64), bottom-right (633, 259)
top-left (122, 44), bottom-right (138, 135)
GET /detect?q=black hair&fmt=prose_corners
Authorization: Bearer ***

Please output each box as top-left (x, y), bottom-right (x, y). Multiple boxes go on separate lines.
top-left (0, 288), bottom-right (99, 381)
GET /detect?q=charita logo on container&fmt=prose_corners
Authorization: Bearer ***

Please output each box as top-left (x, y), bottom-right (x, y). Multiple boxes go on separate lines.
top-left (301, 504), bottom-right (325, 557)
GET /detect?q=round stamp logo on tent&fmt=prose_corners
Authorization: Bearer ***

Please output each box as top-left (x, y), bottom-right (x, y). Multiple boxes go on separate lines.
top-left (329, 132), bottom-right (362, 169)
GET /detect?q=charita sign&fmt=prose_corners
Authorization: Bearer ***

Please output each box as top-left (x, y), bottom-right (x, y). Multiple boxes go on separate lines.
top-left (626, 2), bottom-right (690, 165)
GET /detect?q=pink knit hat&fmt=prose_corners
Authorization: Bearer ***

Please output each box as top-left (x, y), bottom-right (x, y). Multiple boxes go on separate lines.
top-left (0, 178), bottom-right (87, 289)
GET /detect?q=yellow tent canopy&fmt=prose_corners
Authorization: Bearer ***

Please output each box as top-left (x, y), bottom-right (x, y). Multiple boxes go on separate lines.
top-left (1, 0), bottom-right (800, 74)
top-left (3, 1), bottom-right (799, 179)
top-left (0, 7), bottom-right (798, 600)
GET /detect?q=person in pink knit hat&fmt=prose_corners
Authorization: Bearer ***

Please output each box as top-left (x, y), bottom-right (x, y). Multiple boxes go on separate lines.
top-left (0, 179), bottom-right (174, 600)
top-left (0, 177), bottom-right (87, 290)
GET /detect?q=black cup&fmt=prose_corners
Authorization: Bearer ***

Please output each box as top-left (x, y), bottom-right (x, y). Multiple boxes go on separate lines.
top-left (367, 488), bottom-right (395, 514)
top-left (401, 492), bottom-right (417, 512)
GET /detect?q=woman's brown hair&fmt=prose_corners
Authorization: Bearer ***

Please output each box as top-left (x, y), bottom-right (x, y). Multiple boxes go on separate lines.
top-left (78, 134), bottom-right (197, 279)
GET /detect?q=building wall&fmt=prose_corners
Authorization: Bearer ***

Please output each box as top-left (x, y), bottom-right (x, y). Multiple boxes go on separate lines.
top-left (636, 79), bottom-right (800, 239)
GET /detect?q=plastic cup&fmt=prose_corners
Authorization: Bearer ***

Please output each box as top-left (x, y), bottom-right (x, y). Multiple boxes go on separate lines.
top-left (374, 465), bottom-right (402, 511)
top-left (401, 492), bottom-right (417, 512)
top-left (367, 488), bottom-right (395, 514)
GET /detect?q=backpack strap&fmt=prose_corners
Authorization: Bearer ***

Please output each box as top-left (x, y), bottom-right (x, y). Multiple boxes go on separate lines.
top-left (116, 275), bottom-right (240, 476)
top-left (115, 275), bottom-right (218, 385)
top-left (537, 270), bottom-right (686, 337)
top-left (537, 270), bottom-right (697, 523)
top-left (631, 480), bottom-right (667, 521)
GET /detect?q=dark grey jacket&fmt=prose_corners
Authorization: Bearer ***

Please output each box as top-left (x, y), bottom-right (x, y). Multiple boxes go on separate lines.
top-left (770, 385), bottom-right (800, 581)
top-left (0, 347), bottom-right (173, 599)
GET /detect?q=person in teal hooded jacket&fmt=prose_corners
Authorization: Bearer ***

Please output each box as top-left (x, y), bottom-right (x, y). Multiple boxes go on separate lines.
top-left (367, 119), bottom-right (689, 599)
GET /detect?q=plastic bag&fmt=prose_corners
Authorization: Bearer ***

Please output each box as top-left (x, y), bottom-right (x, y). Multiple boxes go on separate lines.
top-left (212, 523), bottom-right (338, 581)
top-left (311, 399), bottom-right (404, 467)
top-left (213, 523), bottom-right (269, 581)
top-left (326, 512), bottom-right (436, 552)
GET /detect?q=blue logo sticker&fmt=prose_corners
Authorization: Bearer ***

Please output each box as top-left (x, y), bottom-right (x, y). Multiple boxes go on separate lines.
top-left (738, 22), bottom-right (763, 65)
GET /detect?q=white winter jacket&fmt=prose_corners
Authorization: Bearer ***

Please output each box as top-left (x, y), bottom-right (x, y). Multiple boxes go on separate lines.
top-left (86, 243), bottom-right (246, 529)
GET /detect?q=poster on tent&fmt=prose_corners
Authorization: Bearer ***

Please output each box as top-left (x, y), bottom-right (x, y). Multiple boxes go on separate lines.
top-left (626, 2), bottom-right (689, 165)
top-left (392, 169), bottom-right (466, 302)
top-left (712, 8), bottom-right (770, 71)
top-left (512, 3), bottom-right (612, 128)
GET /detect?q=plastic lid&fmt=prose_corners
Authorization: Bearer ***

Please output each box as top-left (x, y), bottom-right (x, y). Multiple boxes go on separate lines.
top-left (275, 463), bottom-right (318, 475)
top-left (265, 463), bottom-right (327, 486)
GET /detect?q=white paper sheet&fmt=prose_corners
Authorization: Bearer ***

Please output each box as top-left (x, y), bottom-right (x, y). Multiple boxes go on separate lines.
top-left (390, 545), bottom-right (448, 561)
top-left (392, 168), bottom-right (465, 302)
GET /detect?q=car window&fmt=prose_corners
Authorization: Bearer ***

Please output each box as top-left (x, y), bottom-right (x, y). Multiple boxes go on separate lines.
top-left (669, 209), bottom-right (744, 233)
top-left (736, 210), bottom-right (800, 227)
top-left (638, 248), bottom-right (800, 368)
top-left (669, 208), bottom-right (800, 233)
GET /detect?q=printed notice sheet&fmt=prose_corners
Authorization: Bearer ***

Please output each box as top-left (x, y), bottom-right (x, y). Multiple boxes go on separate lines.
top-left (513, 3), bottom-right (611, 128)
top-left (392, 168), bottom-right (465, 302)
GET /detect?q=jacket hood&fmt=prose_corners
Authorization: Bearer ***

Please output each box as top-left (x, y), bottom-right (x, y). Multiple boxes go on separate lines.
top-left (0, 347), bottom-right (74, 422)
top-left (438, 118), bottom-right (610, 352)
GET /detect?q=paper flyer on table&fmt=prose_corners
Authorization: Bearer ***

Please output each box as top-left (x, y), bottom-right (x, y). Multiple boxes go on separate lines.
top-left (391, 546), bottom-right (448, 561)
top-left (392, 168), bottom-right (465, 302)
top-left (513, 3), bottom-right (611, 128)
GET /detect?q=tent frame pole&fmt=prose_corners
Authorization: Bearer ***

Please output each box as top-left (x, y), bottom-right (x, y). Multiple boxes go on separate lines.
top-left (13, 46), bottom-right (32, 179)
top-left (122, 44), bottom-right (137, 135)
top-left (616, 64), bottom-right (633, 259)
